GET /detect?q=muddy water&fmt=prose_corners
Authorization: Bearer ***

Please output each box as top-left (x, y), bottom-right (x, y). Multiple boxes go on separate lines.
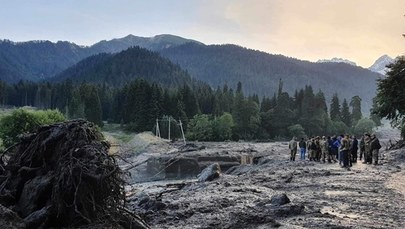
top-left (127, 141), bottom-right (405, 229)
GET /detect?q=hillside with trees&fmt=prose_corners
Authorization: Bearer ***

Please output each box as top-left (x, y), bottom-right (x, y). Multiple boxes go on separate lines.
top-left (160, 43), bottom-right (382, 111)
top-left (0, 40), bottom-right (91, 82)
top-left (53, 46), bottom-right (195, 87)
top-left (0, 78), bottom-right (376, 141)
top-left (0, 35), bottom-right (200, 82)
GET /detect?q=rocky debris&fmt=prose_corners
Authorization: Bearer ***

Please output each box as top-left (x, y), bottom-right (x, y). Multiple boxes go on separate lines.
top-left (178, 143), bottom-right (206, 152)
top-left (226, 211), bottom-right (281, 228)
top-left (124, 128), bottom-right (405, 228)
top-left (0, 204), bottom-right (25, 229)
top-left (134, 193), bottom-right (167, 212)
top-left (270, 193), bottom-right (291, 206)
top-left (0, 120), bottom-right (149, 229)
top-left (388, 139), bottom-right (405, 150)
top-left (198, 163), bottom-right (221, 182)
top-left (237, 147), bottom-right (258, 153)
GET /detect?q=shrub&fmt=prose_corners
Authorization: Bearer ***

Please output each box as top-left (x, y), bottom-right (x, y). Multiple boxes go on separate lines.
top-left (353, 118), bottom-right (376, 136)
top-left (0, 108), bottom-right (65, 148)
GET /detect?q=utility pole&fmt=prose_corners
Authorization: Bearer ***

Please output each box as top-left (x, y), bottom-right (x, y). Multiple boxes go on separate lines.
top-left (156, 119), bottom-right (161, 138)
top-left (179, 120), bottom-right (186, 145)
top-left (168, 116), bottom-right (171, 141)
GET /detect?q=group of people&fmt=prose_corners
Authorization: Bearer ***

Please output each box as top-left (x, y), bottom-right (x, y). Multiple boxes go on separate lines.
top-left (288, 133), bottom-right (382, 169)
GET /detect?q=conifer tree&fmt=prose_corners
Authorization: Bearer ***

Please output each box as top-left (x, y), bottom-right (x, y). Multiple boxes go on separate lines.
top-left (350, 95), bottom-right (362, 125)
top-left (341, 99), bottom-right (351, 127)
top-left (330, 94), bottom-right (341, 121)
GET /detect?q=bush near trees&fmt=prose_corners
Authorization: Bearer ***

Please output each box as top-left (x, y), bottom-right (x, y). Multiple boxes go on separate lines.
top-left (288, 124), bottom-right (306, 138)
top-left (0, 108), bottom-right (65, 148)
top-left (187, 113), bottom-right (234, 141)
top-left (353, 118), bottom-right (376, 136)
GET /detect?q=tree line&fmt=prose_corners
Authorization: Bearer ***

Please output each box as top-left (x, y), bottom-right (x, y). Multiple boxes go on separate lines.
top-left (0, 79), bottom-right (379, 141)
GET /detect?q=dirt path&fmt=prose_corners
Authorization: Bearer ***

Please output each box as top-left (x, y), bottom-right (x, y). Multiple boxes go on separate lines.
top-left (128, 141), bottom-right (405, 229)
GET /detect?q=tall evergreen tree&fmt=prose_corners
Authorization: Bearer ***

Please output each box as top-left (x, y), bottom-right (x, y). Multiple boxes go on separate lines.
top-left (315, 90), bottom-right (328, 113)
top-left (277, 78), bottom-right (283, 97)
top-left (350, 95), bottom-right (362, 125)
top-left (341, 99), bottom-right (351, 128)
top-left (330, 94), bottom-right (341, 121)
top-left (370, 97), bottom-right (382, 126)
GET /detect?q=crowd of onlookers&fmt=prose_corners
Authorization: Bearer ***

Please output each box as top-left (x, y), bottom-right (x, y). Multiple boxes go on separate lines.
top-left (288, 133), bottom-right (381, 170)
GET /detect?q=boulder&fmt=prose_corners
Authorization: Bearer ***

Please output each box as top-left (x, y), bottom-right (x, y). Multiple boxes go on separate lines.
top-left (270, 193), bottom-right (291, 206)
top-left (198, 163), bottom-right (221, 182)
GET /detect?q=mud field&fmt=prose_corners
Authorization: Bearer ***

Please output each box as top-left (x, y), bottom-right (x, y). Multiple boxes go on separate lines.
top-left (121, 130), bottom-right (405, 229)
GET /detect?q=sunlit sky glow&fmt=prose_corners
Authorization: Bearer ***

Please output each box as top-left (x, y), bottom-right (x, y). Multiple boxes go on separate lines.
top-left (1, 0), bottom-right (404, 67)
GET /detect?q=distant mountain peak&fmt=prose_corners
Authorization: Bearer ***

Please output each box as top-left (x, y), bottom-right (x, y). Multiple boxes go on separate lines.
top-left (368, 55), bottom-right (394, 75)
top-left (317, 57), bottom-right (357, 66)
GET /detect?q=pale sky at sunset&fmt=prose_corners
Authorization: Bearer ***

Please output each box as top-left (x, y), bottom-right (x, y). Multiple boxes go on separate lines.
top-left (1, 0), bottom-right (403, 67)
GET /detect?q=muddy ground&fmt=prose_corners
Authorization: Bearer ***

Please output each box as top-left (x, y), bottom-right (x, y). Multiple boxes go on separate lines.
top-left (121, 130), bottom-right (405, 229)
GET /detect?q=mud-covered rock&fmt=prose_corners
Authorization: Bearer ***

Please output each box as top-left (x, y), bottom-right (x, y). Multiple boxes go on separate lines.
top-left (198, 163), bottom-right (221, 182)
top-left (137, 194), bottom-right (167, 212)
top-left (271, 193), bottom-right (291, 206)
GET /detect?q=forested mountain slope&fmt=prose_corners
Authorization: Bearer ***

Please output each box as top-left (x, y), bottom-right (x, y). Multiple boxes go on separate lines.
top-left (54, 46), bottom-right (194, 87)
top-left (0, 35), bottom-right (200, 82)
top-left (160, 43), bottom-right (382, 110)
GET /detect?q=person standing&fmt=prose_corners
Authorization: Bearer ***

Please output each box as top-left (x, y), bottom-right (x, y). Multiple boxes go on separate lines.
top-left (315, 137), bottom-right (322, 162)
top-left (334, 136), bottom-right (342, 165)
top-left (359, 135), bottom-right (366, 162)
top-left (351, 136), bottom-right (358, 163)
top-left (370, 134), bottom-right (381, 165)
top-left (309, 138), bottom-right (317, 161)
top-left (299, 138), bottom-right (307, 160)
top-left (330, 136), bottom-right (339, 163)
top-left (340, 134), bottom-right (351, 169)
top-left (364, 134), bottom-right (372, 164)
top-left (320, 136), bottom-right (329, 163)
top-left (327, 136), bottom-right (336, 163)
top-left (289, 137), bottom-right (298, 161)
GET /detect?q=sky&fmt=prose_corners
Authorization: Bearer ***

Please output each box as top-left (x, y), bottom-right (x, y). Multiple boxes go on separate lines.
top-left (0, 0), bottom-right (404, 67)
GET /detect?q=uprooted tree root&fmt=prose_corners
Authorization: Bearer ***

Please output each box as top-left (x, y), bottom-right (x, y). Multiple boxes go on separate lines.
top-left (0, 120), bottom-right (149, 229)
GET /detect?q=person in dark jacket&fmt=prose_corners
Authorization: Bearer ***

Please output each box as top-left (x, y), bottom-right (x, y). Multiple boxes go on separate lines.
top-left (359, 135), bottom-right (366, 162)
top-left (340, 134), bottom-right (351, 169)
top-left (330, 136), bottom-right (339, 163)
top-left (299, 138), bottom-right (307, 160)
top-left (327, 136), bottom-right (335, 162)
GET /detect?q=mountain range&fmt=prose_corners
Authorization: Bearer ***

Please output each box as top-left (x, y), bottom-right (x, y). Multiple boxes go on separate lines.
top-left (0, 34), bottom-right (199, 82)
top-left (317, 58), bottom-right (357, 66)
top-left (0, 34), bottom-right (387, 111)
top-left (368, 55), bottom-right (394, 75)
